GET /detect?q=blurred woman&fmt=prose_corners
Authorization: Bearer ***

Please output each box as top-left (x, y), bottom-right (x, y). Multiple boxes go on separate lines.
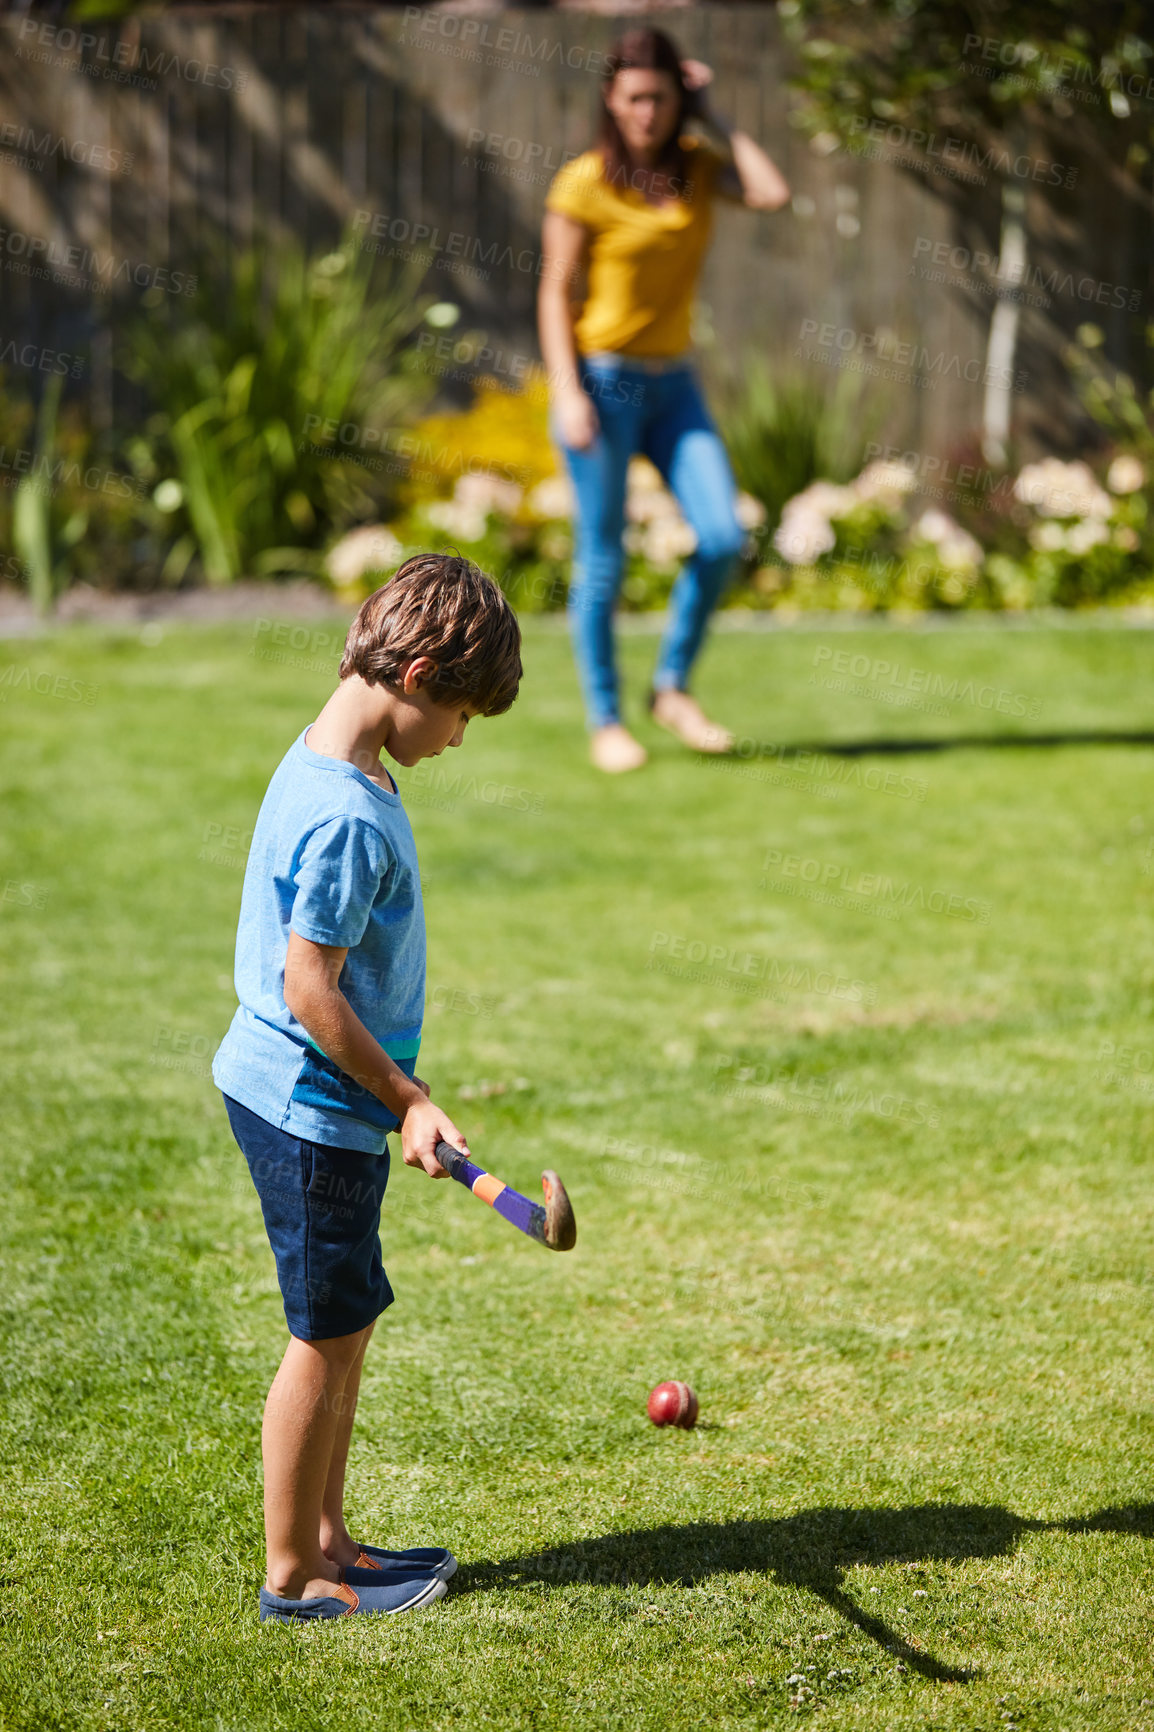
top-left (539, 27), bottom-right (789, 772)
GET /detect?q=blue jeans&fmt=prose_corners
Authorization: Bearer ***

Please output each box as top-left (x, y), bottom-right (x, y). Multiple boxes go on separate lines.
top-left (555, 354), bottom-right (746, 729)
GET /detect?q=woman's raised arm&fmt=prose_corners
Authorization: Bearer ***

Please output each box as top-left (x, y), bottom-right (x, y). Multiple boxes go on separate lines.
top-left (681, 57), bottom-right (791, 211)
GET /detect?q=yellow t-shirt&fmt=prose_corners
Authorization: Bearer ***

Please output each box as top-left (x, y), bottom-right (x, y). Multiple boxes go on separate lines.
top-left (544, 138), bottom-right (722, 358)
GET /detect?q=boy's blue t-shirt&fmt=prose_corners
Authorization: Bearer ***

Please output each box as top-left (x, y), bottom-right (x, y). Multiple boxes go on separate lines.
top-left (212, 727), bottom-right (424, 1153)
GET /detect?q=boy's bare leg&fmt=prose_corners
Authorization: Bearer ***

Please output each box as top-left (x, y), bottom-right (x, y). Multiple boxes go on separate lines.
top-left (319, 1320), bottom-right (376, 1567)
top-left (263, 1325), bottom-right (370, 1600)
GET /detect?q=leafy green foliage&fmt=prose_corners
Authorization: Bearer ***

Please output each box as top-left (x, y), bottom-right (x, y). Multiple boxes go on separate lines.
top-left (11, 378), bottom-right (59, 616)
top-left (7, 372), bottom-right (146, 607)
top-left (120, 229), bottom-right (437, 583)
top-left (713, 358), bottom-right (882, 535)
top-left (782, 1), bottom-right (1154, 180)
top-left (1068, 319), bottom-right (1154, 462)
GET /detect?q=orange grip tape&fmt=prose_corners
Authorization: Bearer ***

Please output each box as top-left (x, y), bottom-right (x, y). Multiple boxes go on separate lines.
top-left (472, 1172), bottom-right (506, 1207)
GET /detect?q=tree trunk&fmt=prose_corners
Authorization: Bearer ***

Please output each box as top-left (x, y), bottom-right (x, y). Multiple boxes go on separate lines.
top-left (982, 120), bottom-right (1028, 467)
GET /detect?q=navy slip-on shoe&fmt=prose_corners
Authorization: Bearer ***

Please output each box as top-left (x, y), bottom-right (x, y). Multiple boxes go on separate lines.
top-left (342, 1544), bottom-right (457, 1584)
top-left (258, 1573), bottom-right (447, 1623)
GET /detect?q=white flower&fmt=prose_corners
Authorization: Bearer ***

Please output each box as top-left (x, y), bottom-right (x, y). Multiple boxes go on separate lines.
top-left (1107, 454), bottom-right (1145, 494)
top-left (627, 492), bottom-right (682, 527)
top-left (325, 523), bottom-right (403, 585)
top-left (1065, 517), bottom-right (1110, 554)
top-left (626, 456), bottom-right (677, 524)
top-left (1013, 458), bottom-right (1111, 519)
top-left (912, 508), bottom-right (954, 544)
top-left (525, 475), bottom-right (574, 521)
top-left (422, 472), bottom-right (524, 543)
top-left (425, 499), bottom-right (488, 542)
top-left (454, 471), bottom-right (523, 518)
top-left (619, 456), bottom-right (703, 565)
top-left (911, 508), bottom-right (983, 568)
top-left (1029, 520), bottom-right (1068, 552)
top-left (852, 457), bottom-right (919, 504)
top-left (1114, 525), bottom-right (1140, 552)
top-left (627, 456), bottom-right (664, 488)
top-left (1030, 515), bottom-right (1109, 555)
top-left (643, 518), bottom-right (698, 567)
top-left (736, 491), bottom-right (767, 530)
top-left (772, 479), bottom-right (857, 564)
top-left (773, 507), bottom-right (836, 565)
top-left (803, 479), bottom-right (860, 517)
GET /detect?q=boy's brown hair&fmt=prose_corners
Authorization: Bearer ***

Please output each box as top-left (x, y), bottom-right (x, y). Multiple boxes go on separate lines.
top-left (339, 552), bottom-right (522, 716)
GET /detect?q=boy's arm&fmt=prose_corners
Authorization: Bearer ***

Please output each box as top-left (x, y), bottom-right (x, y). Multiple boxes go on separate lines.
top-left (283, 930), bottom-right (468, 1177)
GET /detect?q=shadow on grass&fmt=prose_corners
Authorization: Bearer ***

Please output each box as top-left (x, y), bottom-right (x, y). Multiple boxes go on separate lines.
top-left (744, 730), bottom-right (1154, 760)
top-left (457, 1502), bottom-right (1154, 1683)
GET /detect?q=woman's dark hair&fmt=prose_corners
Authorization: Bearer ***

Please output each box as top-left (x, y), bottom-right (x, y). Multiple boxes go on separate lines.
top-left (596, 28), bottom-right (698, 200)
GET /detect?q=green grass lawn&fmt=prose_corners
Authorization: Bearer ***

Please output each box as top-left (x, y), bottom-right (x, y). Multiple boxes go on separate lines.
top-left (2, 613), bottom-right (1153, 1731)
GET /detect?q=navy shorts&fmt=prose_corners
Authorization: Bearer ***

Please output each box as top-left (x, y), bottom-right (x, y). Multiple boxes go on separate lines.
top-left (222, 1094), bottom-right (394, 1341)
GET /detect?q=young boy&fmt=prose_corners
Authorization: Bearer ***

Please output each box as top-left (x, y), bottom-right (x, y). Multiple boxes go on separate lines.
top-left (212, 553), bottom-right (522, 1623)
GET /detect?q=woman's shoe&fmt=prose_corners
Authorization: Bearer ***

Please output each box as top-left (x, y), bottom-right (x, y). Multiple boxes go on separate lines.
top-left (591, 724), bottom-right (648, 773)
top-left (647, 688), bottom-right (734, 754)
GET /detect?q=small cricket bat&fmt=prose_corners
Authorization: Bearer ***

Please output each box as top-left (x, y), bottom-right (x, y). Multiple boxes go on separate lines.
top-left (433, 1141), bottom-right (577, 1252)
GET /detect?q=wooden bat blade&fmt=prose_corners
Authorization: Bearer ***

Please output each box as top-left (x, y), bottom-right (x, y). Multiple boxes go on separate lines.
top-left (540, 1169), bottom-right (577, 1251)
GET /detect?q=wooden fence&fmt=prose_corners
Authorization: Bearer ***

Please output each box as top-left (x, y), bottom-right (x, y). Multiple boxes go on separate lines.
top-left (0, 4), bottom-right (1147, 460)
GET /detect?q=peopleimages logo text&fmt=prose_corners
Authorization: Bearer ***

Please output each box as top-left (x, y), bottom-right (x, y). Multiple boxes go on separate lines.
top-left (0, 227), bottom-right (196, 295)
top-left (846, 116), bottom-right (1077, 187)
top-left (0, 123), bottom-right (134, 174)
top-left (812, 646), bottom-right (1041, 717)
top-left (761, 849), bottom-right (991, 923)
top-left (647, 931), bottom-right (874, 1003)
top-left (15, 20), bottom-right (249, 90)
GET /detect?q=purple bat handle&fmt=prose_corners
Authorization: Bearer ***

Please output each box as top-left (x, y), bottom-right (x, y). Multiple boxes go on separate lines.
top-left (433, 1141), bottom-right (485, 1188)
top-left (493, 1187), bottom-right (549, 1243)
top-left (434, 1140), bottom-right (549, 1245)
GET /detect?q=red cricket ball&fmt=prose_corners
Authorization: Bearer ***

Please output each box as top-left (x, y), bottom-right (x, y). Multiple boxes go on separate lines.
top-left (647, 1380), bottom-right (698, 1429)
